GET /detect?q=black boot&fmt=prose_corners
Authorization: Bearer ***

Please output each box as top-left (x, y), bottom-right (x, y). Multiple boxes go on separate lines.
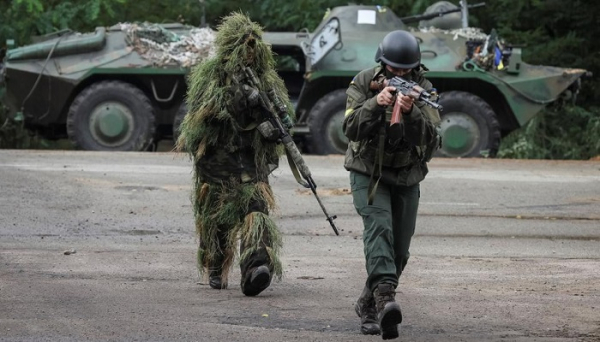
top-left (355, 286), bottom-right (381, 335)
top-left (241, 265), bottom-right (271, 296)
top-left (208, 267), bottom-right (227, 289)
top-left (373, 283), bottom-right (402, 340)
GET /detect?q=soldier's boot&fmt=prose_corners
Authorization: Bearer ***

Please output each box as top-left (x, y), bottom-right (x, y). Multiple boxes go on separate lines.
top-left (208, 266), bottom-right (227, 290)
top-left (242, 265), bottom-right (271, 297)
top-left (355, 286), bottom-right (381, 335)
top-left (373, 283), bottom-right (402, 340)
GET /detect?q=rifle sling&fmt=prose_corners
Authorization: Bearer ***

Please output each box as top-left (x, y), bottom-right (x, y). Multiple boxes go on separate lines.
top-left (367, 121), bottom-right (386, 206)
top-left (239, 122), bottom-right (258, 131)
top-left (285, 148), bottom-right (308, 188)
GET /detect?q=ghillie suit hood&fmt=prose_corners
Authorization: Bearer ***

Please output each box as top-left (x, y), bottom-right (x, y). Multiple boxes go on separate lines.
top-left (176, 12), bottom-right (294, 284)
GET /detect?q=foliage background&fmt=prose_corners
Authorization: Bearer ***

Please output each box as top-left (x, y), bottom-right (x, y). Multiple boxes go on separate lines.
top-left (0, 0), bottom-right (598, 158)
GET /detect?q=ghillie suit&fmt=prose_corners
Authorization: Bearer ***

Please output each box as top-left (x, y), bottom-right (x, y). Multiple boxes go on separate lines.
top-left (176, 12), bottom-right (294, 296)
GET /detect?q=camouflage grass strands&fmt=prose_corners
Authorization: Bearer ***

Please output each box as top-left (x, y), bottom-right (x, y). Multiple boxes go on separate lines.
top-left (238, 211), bottom-right (283, 279)
top-left (175, 12), bottom-right (293, 284)
top-left (176, 12), bottom-right (293, 160)
top-left (194, 181), bottom-right (282, 283)
top-left (214, 12), bottom-right (270, 73)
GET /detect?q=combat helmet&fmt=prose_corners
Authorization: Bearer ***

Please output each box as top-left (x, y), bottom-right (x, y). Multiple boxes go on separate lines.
top-left (374, 30), bottom-right (421, 69)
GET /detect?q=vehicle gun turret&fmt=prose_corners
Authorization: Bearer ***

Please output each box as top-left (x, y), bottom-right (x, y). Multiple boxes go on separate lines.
top-left (399, 2), bottom-right (485, 25)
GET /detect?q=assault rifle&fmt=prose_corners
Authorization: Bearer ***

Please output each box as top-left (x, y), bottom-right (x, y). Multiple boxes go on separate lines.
top-left (387, 76), bottom-right (442, 127)
top-left (241, 66), bottom-right (339, 236)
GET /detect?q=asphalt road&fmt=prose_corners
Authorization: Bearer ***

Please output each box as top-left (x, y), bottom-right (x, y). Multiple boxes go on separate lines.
top-left (1, 150), bottom-right (599, 342)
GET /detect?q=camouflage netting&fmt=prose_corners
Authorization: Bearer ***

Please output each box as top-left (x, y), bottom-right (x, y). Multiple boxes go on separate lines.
top-left (120, 23), bottom-right (216, 67)
top-left (418, 27), bottom-right (505, 71)
top-left (417, 26), bottom-right (488, 41)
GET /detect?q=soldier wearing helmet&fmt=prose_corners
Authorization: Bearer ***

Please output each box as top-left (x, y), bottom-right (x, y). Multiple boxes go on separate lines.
top-left (343, 30), bottom-right (441, 339)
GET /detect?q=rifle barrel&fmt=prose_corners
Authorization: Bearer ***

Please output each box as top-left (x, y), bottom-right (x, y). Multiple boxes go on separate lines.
top-left (310, 185), bottom-right (339, 235)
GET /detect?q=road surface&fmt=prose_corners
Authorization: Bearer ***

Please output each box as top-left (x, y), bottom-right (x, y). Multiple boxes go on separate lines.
top-left (1, 150), bottom-right (599, 341)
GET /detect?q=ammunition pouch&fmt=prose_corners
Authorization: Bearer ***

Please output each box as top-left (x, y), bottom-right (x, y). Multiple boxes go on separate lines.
top-left (345, 142), bottom-right (427, 187)
top-left (391, 162), bottom-right (427, 187)
top-left (257, 120), bottom-right (279, 141)
top-left (358, 141), bottom-right (413, 168)
top-left (422, 134), bottom-right (441, 162)
top-left (387, 123), bottom-right (404, 146)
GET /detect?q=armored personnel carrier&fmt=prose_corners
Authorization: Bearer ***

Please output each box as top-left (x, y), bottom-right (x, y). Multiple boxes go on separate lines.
top-left (0, 2), bottom-right (589, 157)
top-left (266, 3), bottom-right (589, 157)
top-left (1, 23), bottom-right (213, 151)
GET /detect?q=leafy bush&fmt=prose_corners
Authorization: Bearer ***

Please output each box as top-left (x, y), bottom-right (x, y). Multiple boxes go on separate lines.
top-left (0, 106), bottom-right (44, 149)
top-left (498, 105), bottom-right (600, 160)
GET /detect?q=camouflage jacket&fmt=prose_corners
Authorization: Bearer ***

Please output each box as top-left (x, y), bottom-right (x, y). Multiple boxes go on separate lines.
top-left (196, 75), bottom-right (281, 184)
top-left (343, 65), bottom-right (441, 186)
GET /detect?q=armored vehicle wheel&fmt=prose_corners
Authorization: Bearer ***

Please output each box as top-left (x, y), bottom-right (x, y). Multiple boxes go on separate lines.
top-left (308, 89), bottom-right (349, 155)
top-left (172, 102), bottom-right (188, 145)
top-left (67, 81), bottom-right (155, 151)
top-left (436, 91), bottom-right (500, 158)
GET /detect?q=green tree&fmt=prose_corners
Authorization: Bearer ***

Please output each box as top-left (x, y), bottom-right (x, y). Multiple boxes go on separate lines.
top-left (1, 0), bottom-right (126, 47)
top-left (498, 105), bottom-right (600, 160)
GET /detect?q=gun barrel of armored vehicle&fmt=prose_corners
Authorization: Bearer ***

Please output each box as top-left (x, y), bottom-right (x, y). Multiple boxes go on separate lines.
top-left (399, 2), bottom-right (485, 24)
top-left (6, 28), bottom-right (106, 61)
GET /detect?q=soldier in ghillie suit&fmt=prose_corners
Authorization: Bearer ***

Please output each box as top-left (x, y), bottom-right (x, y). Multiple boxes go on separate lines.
top-left (176, 12), bottom-right (294, 297)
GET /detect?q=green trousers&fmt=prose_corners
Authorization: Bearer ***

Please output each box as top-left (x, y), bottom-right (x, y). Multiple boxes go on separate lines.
top-left (349, 171), bottom-right (420, 293)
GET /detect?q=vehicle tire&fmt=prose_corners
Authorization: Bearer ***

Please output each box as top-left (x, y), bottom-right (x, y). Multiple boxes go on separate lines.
top-left (436, 91), bottom-right (500, 158)
top-left (67, 81), bottom-right (155, 151)
top-left (307, 89), bottom-right (349, 155)
top-left (172, 102), bottom-right (187, 144)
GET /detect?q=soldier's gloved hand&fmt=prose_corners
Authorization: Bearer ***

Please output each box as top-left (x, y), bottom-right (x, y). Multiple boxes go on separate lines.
top-left (280, 115), bottom-right (294, 130)
top-left (242, 84), bottom-right (260, 108)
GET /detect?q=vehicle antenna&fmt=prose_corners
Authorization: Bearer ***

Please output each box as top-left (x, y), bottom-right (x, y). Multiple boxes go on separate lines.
top-left (460, 0), bottom-right (469, 28)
